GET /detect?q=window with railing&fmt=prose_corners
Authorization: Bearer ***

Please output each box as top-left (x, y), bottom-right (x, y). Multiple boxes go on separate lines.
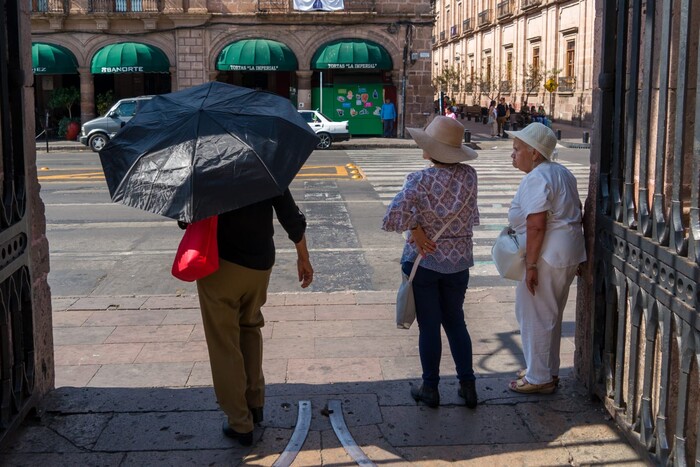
top-left (31, 0), bottom-right (67, 13)
top-left (500, 80), bottom-right (512, 93)
top-left (465, 82), bottom-right (473, 93)
top-left (558, 76), bottom-right (575, 92)
top-left (439, 31), bottom-right (446, 41)
top-left (89, 0), bottom-right (162, 12)
top-left (257, 0), bottom-right (377, 12)
top-left (521, 0), bottom-right (541, 9)
top-left (477, 9), bottom-right (491, 27)
top-left (463, 18), bottom-right (473, 32)
top-left (497, 0), bottom-right (513, 18)
top-left (450, 25), bottom-right (459, 37)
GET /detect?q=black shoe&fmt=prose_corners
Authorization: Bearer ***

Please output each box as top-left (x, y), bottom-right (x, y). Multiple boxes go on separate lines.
top-left (458, 380), bottom-right (478, 409)
top-left (410, 384), bottom-right (440, 408)
top-left (222, 421), bottom-right (253, 446)
top-left (250, 407), bottom-right (263, 424)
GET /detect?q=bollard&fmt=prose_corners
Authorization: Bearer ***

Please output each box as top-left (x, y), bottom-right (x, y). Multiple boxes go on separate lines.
top-left (464, 129), bottom-right (471, 143)
top-left (583, 131), bottom-right (590, 144)
top-left (556, 129), bottom-right (562, 140)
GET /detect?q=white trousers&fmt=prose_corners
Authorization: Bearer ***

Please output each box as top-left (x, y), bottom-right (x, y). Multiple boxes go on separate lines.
top-left (515, 260), bottom-right (578, 385)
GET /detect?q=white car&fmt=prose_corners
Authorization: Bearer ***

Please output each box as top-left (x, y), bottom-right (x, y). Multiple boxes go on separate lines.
top-left (298, 110), bottom-right (350, 149)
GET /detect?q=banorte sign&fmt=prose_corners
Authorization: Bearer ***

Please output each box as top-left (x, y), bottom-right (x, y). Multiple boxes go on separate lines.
top-left (101, 66), bottom-right (145, 73)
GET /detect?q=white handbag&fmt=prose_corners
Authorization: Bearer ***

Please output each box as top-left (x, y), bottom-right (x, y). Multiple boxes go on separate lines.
top-left (491, 227), bottom-right (526, 281)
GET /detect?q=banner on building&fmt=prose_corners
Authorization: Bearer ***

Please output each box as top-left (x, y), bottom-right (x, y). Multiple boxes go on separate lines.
top-left (293, 0), bottom-right (344, 11)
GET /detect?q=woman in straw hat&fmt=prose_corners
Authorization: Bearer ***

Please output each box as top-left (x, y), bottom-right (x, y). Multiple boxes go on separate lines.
top-left (382, 116), bottom-right (480, 409)
top-left (503, 122), bottom-right (586, 394)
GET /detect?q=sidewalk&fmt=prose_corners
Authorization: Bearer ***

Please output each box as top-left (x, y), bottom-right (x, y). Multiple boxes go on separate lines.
top-left (34, 119), bottom-right (591, 154)
top-left (1, 288), bottom-right (646, 465)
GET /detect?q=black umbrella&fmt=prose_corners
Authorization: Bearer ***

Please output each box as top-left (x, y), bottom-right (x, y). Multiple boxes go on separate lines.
top-left (99, 82), bottom-right (319, 223)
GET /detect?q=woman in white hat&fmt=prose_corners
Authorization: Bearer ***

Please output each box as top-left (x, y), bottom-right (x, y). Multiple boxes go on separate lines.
top-left (504, 122), bottom-right (586, 394)
top-left (382, 116), bottom-right (480, 409)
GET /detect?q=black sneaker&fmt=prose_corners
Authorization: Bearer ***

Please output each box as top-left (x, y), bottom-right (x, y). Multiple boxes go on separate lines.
top-left (410, 384), bottom-right (440, 408)
top-left (458, 380), bottom-right (478, 409)
top-left (250, 407), bottom-right (263, 424)
top-left (222, 420), bottom-right (253, 446)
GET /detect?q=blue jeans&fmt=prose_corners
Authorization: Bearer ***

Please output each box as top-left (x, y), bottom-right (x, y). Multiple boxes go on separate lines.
top-left (402, 262), bottom-right (475, 388)
top-left (382, 119), bottom-right (394, 137)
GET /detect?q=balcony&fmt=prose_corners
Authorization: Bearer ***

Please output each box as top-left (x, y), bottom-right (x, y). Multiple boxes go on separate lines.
top-left (481, 82), bottom-right (491, 93)
top-left (497, 0), bottom-right (513, 19)
top-left (464, 82), bottom-right (474, 93)
top-left (477, 9), bottom-right (491, 27)
top-left (257, 0), bottom-right (377, 13)
top-left (30, 0), bottom-right (68, 13)
top-left (558, 76), bottom-right (576, 93)
top-left (89, 0), bottom-right (162, 12)
top-left (500, 80), bottom-right (512, 93)
top-left (521, 0), bottom-right (542, 10)
top-left (439, 31), bottom-right (446, 42)
top-left (524, 79), bottom-right (539, 93)
top-left (450, 25), bottom-right (459, 37)
top-left (463, 18), bottom-right (473, 33)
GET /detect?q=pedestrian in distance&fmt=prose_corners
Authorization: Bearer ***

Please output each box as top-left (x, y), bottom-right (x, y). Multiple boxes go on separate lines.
top-left (496, 97), bottom-right (508, 137)
top-left (488, 100), bottom-right (498, 137)
top-left (380, 98), bottom-right (397, 138)
top-left (382, 116), bottom-right (480, 410)
top-left (503, 122), bottom-right (586, 395)
top-left (444, 106), bottom-right (458, 120)
top-left (196, 190), bottom-right (314, 446)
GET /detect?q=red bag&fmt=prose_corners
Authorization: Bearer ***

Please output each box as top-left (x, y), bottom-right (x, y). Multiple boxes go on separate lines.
top-left (171, 216), bottom-right (219, 282)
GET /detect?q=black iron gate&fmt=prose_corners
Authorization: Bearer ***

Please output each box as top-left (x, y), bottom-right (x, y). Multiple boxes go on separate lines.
top-left (0, 0), bottom-right (37, 441)
top-left (593, 0), bottom-right (700, 464)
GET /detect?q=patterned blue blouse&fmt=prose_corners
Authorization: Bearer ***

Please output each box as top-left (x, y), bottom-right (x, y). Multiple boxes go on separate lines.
top-left (382, 163), bottom-right (480, 274)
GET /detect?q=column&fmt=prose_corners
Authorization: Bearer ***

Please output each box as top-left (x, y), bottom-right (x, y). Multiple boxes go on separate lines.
top-left (78, 67), bottom-right (95, 122)
top-left (296, 70), bottom-right (313, 110)
top-left (169, 66), bottom-right (178, 92)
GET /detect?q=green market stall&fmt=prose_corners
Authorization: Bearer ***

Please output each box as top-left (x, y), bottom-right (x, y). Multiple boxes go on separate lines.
top-left (311, 39), bottom-right (393, 136)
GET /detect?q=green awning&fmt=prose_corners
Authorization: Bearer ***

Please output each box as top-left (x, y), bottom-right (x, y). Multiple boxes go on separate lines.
top-left (32, 43), bottom-right (78, 75)
top-left (91, 42), bottom-right (170, 74)
top-left (312, 39), bottom-right (392, 70)
top-left (216, 39), bottom-right (298, 71)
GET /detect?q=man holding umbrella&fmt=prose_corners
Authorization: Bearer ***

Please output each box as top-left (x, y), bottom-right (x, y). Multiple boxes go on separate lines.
top-left (98, 82), bottom-right (320, 446)
top-left (198, 189), bottom-right (313, 446)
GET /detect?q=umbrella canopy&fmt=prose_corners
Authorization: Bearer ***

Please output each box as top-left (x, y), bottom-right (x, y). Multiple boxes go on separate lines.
top-left (99, 82), bottom-right (319, 223)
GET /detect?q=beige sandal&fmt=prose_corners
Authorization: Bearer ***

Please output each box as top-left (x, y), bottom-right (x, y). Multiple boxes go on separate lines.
top-left (516, 369), bottom-right (560, 386)
top-left (508, 377), bottom-right (556, 394)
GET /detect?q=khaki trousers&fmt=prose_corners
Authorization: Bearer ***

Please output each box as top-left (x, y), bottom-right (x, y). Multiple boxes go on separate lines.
top-left (196, 259), bottom-right (271, 433)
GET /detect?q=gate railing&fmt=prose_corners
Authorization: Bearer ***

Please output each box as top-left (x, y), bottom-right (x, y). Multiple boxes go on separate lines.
top-left (593, 0), bottom-right (700, 465)
top-left (0, 0), bottom-right (36, 444)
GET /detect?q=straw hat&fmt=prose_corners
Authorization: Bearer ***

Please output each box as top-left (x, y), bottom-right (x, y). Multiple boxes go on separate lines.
top-left (505, 122), bottom-right (557, 160)
top-left (407, 116), bottom-right (478, 163)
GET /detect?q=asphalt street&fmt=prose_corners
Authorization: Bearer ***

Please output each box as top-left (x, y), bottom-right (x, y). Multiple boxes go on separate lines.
top-left (38, 146), bottom-right (591, 297)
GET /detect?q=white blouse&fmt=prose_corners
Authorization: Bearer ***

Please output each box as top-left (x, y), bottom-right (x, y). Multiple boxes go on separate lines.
top-left (508, 161), bottom-right (586, 268)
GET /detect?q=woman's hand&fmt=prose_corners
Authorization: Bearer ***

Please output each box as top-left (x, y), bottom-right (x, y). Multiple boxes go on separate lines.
top-left (526, 268), bottom-right (538, 295)
top-left (409, 225), bottom-right (436, 256)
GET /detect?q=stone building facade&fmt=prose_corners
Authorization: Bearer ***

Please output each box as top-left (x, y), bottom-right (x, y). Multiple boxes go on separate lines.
top-left (30, 0), bottom-right (436, 137)
top-left (432, 0), bottom-right (594, 124)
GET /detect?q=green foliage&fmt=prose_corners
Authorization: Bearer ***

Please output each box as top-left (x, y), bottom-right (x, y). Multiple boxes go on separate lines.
top-left (96, 91), bottom-right (116, 116)
top-left (432, 65), bottom-right (461, 93)
top-left (48, 87), bottom-right (80, 119)
top-left (57, 117), bottom-right (80, 138)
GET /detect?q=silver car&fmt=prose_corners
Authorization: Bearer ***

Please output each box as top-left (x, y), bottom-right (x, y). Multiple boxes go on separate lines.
top-left (79, 96), bottom-right (153, 152)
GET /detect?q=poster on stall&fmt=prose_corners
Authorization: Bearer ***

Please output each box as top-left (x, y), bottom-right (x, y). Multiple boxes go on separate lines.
top-left (293, 0), bottom-right (344, 11)
top-left (314, 84), bottom-right (383, 135)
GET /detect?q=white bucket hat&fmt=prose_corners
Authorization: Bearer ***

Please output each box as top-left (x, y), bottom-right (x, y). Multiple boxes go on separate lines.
top-left (505, 122), bottom-right (557, 160)
top-left (407, 116), bottom-right (478, 163)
